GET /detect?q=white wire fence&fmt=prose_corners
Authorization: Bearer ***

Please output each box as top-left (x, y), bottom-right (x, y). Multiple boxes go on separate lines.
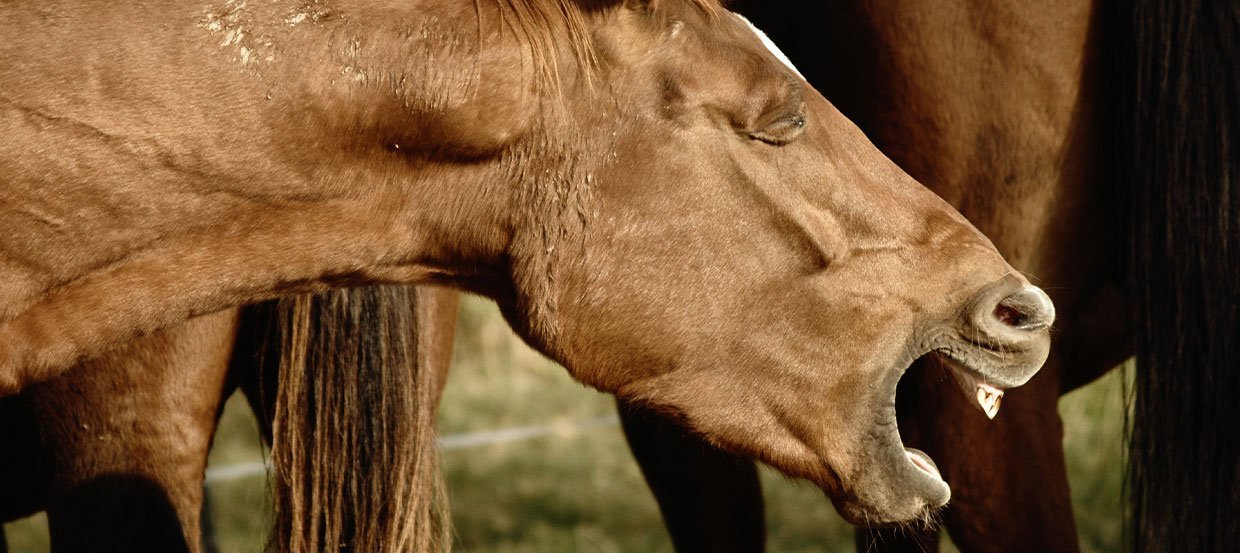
top-left (203, 415), bottom-right (621, 486)
top-left (199, 415), bottom-right (622, 552)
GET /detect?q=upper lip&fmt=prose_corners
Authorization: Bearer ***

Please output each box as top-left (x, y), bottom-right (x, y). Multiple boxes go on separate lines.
top-left (936, 329), bottom-right (1045, 387)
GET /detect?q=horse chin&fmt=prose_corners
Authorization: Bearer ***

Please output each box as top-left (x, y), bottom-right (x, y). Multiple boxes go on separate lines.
top-left (832, 418), bottom-right (951, 526)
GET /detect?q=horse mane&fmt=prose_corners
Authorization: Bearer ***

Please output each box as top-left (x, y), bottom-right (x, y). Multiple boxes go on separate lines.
top-left (1107, 0), bottom-right (1239, 549)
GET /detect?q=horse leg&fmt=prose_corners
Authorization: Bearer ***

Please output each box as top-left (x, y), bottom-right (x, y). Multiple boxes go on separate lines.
top-left (31, 311), bottom-right (238, 553)
top-left (860, 358), bottom-right (1077, 553)
top-left (938, 374), bottom-right (1076, 553)
top-left (617, 401), bottom-right (765, 553)
top-left (0, 394), bottom-right (51, 530)
top-left (416, 287), bottom-right (460, 401)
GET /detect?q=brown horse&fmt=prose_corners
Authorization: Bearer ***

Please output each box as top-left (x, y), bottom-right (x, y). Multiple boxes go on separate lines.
top-left (618, 0), bottom-right (1239, 551)
top-left (2, 0), bottom-right (1058, 550)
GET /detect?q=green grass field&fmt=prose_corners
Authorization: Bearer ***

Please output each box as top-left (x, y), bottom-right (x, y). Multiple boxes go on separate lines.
top-left (4, 296), bottom-right (1126, 552)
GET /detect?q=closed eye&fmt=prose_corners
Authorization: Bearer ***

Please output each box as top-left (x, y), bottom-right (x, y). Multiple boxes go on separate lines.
top-left (749, 112), bottom-right (807, 145)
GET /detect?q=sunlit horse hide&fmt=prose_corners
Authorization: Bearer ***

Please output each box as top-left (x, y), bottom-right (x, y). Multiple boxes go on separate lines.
top-left (0, 0), bottom-right (1055, 531)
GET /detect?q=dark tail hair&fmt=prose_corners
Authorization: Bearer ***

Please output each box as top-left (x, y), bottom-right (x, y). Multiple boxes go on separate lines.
top-left (258, 286), bottom-right (449, 552)
top-left (1110, 0), bottom-right (1239, 550)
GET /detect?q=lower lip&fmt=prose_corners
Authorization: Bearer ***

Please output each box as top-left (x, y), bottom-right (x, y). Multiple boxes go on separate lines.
top-left (905, 448), bottom-right (941, 480)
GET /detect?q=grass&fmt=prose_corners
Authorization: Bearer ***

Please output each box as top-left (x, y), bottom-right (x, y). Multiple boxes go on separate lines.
top-left (3, 296), bottom-right (1127, 552)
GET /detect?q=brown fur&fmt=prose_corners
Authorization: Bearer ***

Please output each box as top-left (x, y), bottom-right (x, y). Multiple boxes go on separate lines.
top-left (2, 0), bottom-right (1057, 535)
top-left (236, 286), bottom-right (460, 553)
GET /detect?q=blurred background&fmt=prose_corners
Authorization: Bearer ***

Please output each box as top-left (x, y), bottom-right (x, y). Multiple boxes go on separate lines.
top-left (3, 296), bottom-right (1126, 552)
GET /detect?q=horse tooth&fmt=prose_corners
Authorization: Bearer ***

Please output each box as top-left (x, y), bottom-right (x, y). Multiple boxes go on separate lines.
top-left (976, 383), bottom-right (1004, 420)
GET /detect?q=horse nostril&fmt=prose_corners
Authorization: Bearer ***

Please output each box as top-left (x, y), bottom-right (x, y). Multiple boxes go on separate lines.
top-left (994, 287), bottom-right (1055, 331)
top-left (993, 303), bottom-right (1026, 327)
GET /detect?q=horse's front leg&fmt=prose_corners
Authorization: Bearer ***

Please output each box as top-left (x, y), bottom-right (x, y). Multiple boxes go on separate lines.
top-left (32, 310), bottom-right (238, 553)
top-left (617, 401), bottom-right (766, 553)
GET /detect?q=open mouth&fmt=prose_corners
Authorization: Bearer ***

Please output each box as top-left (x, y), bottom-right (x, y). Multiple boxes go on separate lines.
top-left (890, 345), bottom-right (1010, 486)
top-left (841, 281), bottom-right (1051, 523)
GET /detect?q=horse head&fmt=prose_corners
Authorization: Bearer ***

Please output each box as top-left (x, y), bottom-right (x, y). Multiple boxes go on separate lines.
top-left (486, 0), bottom-right (1056, 524)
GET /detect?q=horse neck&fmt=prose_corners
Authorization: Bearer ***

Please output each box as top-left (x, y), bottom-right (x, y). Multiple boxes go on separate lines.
top-left (0, 135), bottom-right (518, 382)
top-left (0, 0), bottom-right (606, 387)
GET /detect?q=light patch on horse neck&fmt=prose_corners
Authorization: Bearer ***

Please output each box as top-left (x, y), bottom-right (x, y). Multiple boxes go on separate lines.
top-left (198, 0), bottom-right (278, 67)
top-left (669, 20), bottom-right (685, 38)
top-left (734, 14), bottom-right (803, 80)
top-left (285, 3), bottom-right (332, 27)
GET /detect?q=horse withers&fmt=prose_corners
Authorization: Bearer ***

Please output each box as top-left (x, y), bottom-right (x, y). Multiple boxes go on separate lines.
top-left (0, 0), bottom-right (1052, 536)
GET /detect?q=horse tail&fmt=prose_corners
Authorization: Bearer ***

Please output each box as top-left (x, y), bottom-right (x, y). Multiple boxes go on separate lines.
top-left (265, 286), bottom-right (450, 552)
top-left (1109, 0), bottom-right (1239, 550)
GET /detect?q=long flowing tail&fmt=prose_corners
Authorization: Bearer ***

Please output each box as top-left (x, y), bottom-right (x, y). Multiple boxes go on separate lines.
top-left (1110, 0), bottom-right (1239, 550)
top-left (259, 286), bottom-right (449, 552)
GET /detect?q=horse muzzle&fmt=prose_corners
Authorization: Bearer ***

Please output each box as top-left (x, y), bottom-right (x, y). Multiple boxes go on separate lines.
top-left (936, 274), bottom-right (1055, 419)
